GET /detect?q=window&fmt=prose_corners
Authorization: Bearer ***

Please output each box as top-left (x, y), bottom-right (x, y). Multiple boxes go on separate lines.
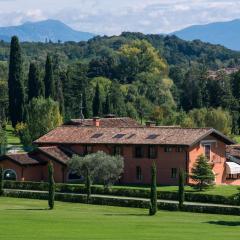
top-left (135, 146), bottom-right (144, 158)
top-left (164, 147), bottom-right (173, 152)
top-left (226, 174), bottom-right (240, 180)
top-left (91, 133), bottom-right (103, 138)
top-left (113, 134), bottom-right (126, 139)
top-left (146, 134), bottom-right (159, 140)
top-left (85, 145), bottom-right (93, 155)
top-left (113, 146), bottom-right (122, 155)
top-left (148, 145), bottom-right (157, 159)
top-left (204, 144), bottom-right (211, 160)
top-left (3, 169), bottom-right (17, 181)
top-left (176, 147), bottom-right (184, 153)
top-left (136, 166), bottom-right (142, 181)
top-left (171, 168), bottom-right (177, 178)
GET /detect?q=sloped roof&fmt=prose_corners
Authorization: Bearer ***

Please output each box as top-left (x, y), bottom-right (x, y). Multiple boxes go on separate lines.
top-left (0, 153), bottom-right (40, 166)
top-left (66, 117), bottom-right (142, 127)
top-left (34, 126), bottom-right (234, 146)
top-left (38, 146), bottom-right (71, 164)
top-left (226, 145), bottom-right (240, 159)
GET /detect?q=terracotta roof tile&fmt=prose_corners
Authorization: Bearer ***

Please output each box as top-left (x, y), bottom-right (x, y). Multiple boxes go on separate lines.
top-left (226, 145), bottom-right (240, 159)
top-left (0, 153), bottom-right (40, 165)
top-left (38, 146), bottom-right (71, 164)
top-left (34, 126), bottom-right (220, 146)
top-left (66, 117), bottom-right (142, 127)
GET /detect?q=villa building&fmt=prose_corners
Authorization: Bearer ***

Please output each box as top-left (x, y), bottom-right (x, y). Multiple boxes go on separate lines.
top-left (0, 117), bottom-right (240, 185)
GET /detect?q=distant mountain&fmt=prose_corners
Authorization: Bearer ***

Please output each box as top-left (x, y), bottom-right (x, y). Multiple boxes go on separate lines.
top-left (172, 19), bottom-right (240, 51)
top-left (0, 19), bottom-right (95, 42)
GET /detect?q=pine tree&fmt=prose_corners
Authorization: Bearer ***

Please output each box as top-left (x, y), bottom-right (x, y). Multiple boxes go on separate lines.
top-left (149, 162), bottom-right (157, 216)
top-left (44, 55), bottom-right (55, 99)
top-left (191, 155), bottom-right (215, 191)
top-left (0, 165), bottom-right (3, 196)
top-left (8, 36), bottom-right (25, 127)
top-left (48, 161), bottom-right (55, 210)
top-left (92, 82), bottom-right (102, 117)
top-left (28, 62), bottom-right (45, 101)
top-left (178, 169), bottom-right (185, 210)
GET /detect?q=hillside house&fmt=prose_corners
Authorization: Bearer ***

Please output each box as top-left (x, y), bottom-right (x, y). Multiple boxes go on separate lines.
top-left (0, 117), bottom-right (239, 185)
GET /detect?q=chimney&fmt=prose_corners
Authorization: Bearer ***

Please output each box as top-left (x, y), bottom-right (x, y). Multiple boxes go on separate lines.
top-left (146, 121), bottom-right (156, 127)
top-left (93, 117), bottom-right (100, 127)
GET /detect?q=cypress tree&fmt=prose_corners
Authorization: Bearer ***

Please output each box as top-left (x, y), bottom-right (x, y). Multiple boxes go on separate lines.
top-left (28, 62), bottom-right (45, 101)
top-left (55, 77), bottom-right (65, 116)
top-left (8, 36), bottom-right (25, 127)
top-left (86, 167), bottom-right (91, 203)
top-left (109, 81), bottom-right (127, 117)
top-left (149, 162), bottom-right (157, 216)
top-left (92, 82), bottom-right (102, 117)
top-left (178, 168), bottom-right (185, 210)
top-left (48, 161), bottom-right (55, 210)
top-left (44, 55), bottom-right (55, 99)
top-left (103, 94), bottom-right (112, 115)
top-left (0, 165), bottom-right (3, 196)
top-left (82, 89), bottom-right (91, 119)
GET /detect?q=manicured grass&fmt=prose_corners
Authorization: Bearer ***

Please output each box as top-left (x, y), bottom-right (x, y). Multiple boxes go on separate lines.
top-left (112, 185), bottom-right (240, 197)
top-left (0, 197), bottom-right (239, 240)
top-left (5, 124), bottom-right (22, 146)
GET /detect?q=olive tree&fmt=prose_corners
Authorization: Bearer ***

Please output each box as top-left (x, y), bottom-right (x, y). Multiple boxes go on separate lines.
top-left (69, 151), bottom-right (124, 198)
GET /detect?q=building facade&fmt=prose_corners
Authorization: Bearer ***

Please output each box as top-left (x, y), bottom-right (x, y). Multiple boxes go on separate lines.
top-left (0, 117), bottom-right (239, 185)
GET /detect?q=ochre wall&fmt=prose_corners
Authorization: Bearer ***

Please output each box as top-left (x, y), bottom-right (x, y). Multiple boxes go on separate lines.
top-left (69, 144), bottom-right (187, 185)
top-left (0, 159), bottom-right (43, 182)
top-left (188, 135), bottom-right (231, 185)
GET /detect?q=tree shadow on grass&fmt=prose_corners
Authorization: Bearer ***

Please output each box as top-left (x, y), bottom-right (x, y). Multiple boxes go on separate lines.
top-left (6, 208), bottom-right (49, 211)
top-left (104, 213), bottom-right (147, 217)
top-left (207, 221), bottom-right (240, 226)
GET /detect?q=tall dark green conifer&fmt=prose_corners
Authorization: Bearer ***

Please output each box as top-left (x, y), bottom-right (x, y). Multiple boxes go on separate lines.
top-left (55, 77), bottom-right (65, 116)
top-left (0, 165), bottom-right (3, 196)
top-left (92, 82), bottom-right (102, 117)
top-left (48, 161), bottom-right (55, 210)
top-left (149, 162), bottom-right (157, 216)
top-left (44, 55), bottom-right (55, 99)
top-left (82, 89), bottom-right (91, 118)
top-left (28, 62), bottom-right (45, 101)
top-left (178, 169), bottom-right (185, 210)
top-left (8, 36), bottom-right (25, 127)
top-left (103, 94), bottom-right (112, 115)
top-left (109, 81), bottom-right (127, 117)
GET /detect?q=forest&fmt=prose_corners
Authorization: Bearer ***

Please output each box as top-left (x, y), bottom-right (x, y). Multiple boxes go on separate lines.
top-left (1, 32), bottom-right (240, 149)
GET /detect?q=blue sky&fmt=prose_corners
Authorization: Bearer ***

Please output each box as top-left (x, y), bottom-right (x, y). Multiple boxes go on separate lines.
top-left (0, 0), bottom-right (240, 35)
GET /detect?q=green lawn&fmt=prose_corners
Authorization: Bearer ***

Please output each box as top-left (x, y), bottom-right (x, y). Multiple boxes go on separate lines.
top-left (5, 124), bottom-right (22, 146)
top-left (0, 197), bottom-right (240, 240)
top-left (112, 185), bottom-right (240, 197)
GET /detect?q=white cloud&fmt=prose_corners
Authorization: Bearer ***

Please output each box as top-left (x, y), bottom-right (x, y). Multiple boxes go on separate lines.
top-left (0, 0), bottom-right (240, 34)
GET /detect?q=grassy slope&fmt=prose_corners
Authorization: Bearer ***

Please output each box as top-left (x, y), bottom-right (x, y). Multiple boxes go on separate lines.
top-left (0, 197), bottom-right (240, 240)
top-left (5, 124), bottom-right (21, 146)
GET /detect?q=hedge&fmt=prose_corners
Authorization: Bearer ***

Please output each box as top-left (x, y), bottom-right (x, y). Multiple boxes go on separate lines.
top-left (4, 189), bottom-right (240, 216)
top-left (3, 181), bottom-right (240, 206)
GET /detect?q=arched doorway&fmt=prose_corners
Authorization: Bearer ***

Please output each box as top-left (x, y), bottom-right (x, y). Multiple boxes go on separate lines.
top-left (3, 169), bottom-right (17, 181)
